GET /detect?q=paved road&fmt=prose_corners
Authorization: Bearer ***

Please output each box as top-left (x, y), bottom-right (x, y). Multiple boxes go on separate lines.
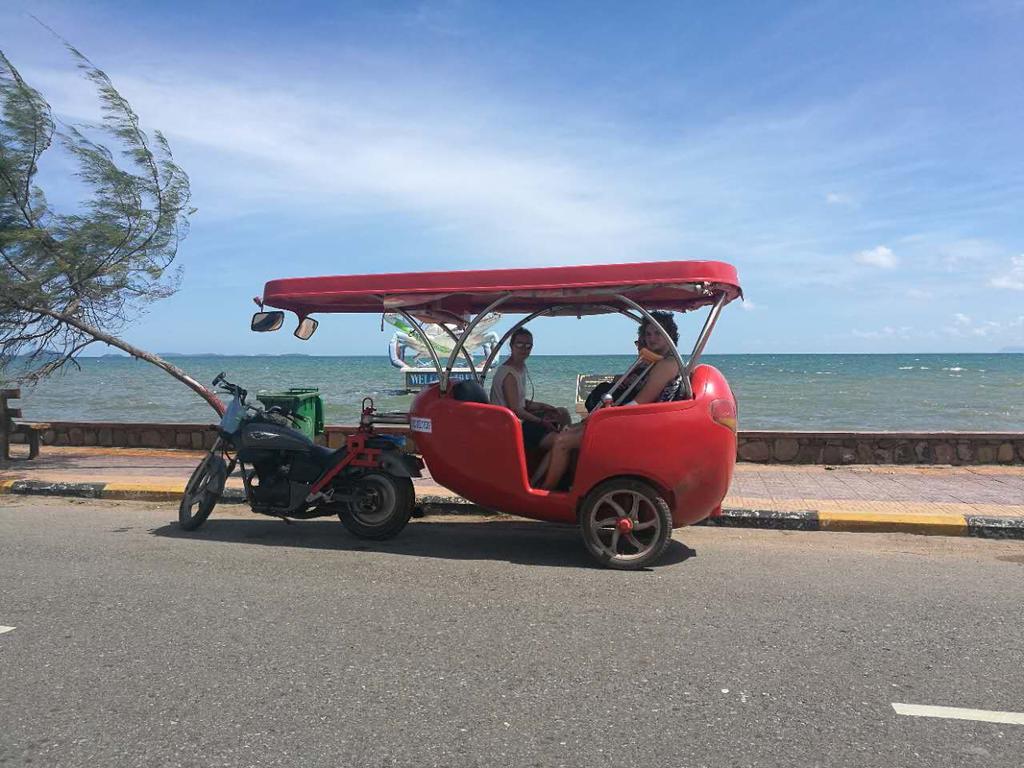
top-left (2, 498), bottom-right (1023, 767)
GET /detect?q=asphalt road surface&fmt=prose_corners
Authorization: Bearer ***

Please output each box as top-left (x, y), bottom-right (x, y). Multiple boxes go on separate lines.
top-left (2, 497), bottom-right (1022, 768)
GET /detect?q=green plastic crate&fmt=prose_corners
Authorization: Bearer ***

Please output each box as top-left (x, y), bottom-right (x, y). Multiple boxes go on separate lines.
top-left (256, 387), bottom-right (324, 440)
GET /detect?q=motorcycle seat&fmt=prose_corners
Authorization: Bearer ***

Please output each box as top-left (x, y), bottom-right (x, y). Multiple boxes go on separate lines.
top-left (310, 437), bottom-right (401, 471)
top-left (310, 444), bottom-right (346, 468)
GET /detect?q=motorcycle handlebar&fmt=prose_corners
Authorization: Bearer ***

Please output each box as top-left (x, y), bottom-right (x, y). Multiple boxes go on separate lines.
top-left (213, 374), bottom-right (247, 402)
top-left (210, 375), bottom-right (313, 428)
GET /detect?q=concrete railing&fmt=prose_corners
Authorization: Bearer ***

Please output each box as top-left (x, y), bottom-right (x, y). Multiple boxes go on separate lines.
top-left (11, 421), bottom-right (1024, 465)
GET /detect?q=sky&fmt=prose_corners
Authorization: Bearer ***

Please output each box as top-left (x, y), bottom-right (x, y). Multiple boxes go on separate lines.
top-left (1, 0), bottom-right (1022, 355)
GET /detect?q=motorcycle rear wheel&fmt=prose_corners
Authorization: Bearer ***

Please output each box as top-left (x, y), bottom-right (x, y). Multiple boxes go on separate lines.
top-left (338, 472), bottom-right (414, 540)
top-left (179, 449), bottom-right (226, 531)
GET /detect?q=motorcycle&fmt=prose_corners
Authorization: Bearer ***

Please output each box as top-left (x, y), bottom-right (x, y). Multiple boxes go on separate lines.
top-left (179, 373), bottom-right (422, 538)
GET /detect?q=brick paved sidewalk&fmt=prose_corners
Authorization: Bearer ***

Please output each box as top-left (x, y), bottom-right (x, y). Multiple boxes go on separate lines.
top-left (2, 446), bottom-right (1023, 520)
top-left (728, 463), bottom-right (1024, 519)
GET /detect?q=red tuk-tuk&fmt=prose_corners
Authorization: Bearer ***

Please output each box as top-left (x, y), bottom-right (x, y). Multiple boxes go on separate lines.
top-left (256, 260), bottom-right (742, 569)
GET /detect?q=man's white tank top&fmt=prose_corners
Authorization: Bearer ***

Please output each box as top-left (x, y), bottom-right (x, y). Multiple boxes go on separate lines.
top-left (488, 363), bottom-right (526, 411)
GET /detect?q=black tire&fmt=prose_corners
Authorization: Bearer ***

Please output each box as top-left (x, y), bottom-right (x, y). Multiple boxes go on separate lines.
top-left (338, 472), bottom-right (415, 540)
top-left (179, 451), bottom-right (226, 531)
top-left (578, 478), bottom-right (673, 570)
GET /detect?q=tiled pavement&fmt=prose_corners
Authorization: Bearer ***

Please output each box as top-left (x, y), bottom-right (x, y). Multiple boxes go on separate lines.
top-left (2, 446), bottom-right (1023, 519)
top-left (727, 464), bottom-right (1024, 518)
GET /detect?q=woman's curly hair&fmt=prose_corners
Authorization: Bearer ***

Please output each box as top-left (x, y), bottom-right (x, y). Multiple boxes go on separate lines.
top-left (640, 310), bottom-right (679, 345)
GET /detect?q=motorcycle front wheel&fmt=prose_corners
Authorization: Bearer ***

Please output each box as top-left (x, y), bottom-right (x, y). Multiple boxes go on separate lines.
top-left (338, 471), bottom-right (414, 540)
top-left (179, 447), bottom-right (227, 531)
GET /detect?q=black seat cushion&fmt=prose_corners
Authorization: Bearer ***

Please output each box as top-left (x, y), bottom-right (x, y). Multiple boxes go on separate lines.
top-left (585, 380), bottom-right (617, 412)
top-left (452, 379), bottom-right (489, 404)
top-left (310, 444), bottom-right (344, 468)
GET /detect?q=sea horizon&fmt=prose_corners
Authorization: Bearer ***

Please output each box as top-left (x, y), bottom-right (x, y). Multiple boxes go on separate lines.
top-left (75, 350), bottom-right (1024, 358)
top-left (7, 352), bottom-right (1023, 431)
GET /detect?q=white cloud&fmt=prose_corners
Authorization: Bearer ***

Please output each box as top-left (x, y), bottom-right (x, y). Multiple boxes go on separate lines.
top-left (740, 299), bottom-right (758, 311)
top-left (906, 288), bottom-right (933, 300)
top-left (26, 66), bottom-right (672, 262)
top-left (825, 192), bottom-right (855, 206)
top-left (17, 50), bottom-right (983, 273)
top-left (854, 245), bottom-right (897, 269)
top-left (971, 322), bottom-right (1002, 337)
top-left (9, 28), bottom-right (1017, 309)
top-left (939, 239), bottom-right (1004, 272)
top-left (851, 325), bottom-right (912, 339)
top-left (944, 313), bottom-right (1014, 338)
top-left (990, 254), bottom-right (1024, 290)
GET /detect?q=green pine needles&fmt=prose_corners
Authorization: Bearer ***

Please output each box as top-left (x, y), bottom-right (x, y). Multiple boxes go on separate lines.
top-left (0, 38), bottom-right (221, 413)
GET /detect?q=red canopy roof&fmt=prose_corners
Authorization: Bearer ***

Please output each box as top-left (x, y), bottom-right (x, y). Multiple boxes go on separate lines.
top-left (260, 260), bottom-right (741, 319)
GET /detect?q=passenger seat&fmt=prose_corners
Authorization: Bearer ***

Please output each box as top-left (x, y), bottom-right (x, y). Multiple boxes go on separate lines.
top-left (451, 379), bottom-right (489, 404)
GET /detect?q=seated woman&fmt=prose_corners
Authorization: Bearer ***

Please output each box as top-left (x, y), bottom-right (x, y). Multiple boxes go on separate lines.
top-left (535, 311), bottom-right (682, 491)
top-left (488, 328), bottom-right (571, 476)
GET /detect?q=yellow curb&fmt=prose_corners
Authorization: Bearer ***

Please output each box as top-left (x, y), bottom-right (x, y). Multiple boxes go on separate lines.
top-left (38, 446), bottom-right (209, 459)
top-left (817, 510), bottom-right (968, 536)
top-left (732, 464), bottom-right (1024, 476)
top-left (101, 481), bottom-right (187, 501)
top-left (725, 495), bottom-right (1024, 519)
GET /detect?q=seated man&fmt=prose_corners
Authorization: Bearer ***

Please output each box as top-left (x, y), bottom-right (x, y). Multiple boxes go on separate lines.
top-left (536, 311), bottom-right (683, 491)
top-left (488, 328), bottom-right (570, 476)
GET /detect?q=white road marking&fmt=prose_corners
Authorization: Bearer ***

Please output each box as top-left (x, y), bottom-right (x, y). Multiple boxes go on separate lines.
top-left (0, 626), bottom-right (14, 635)
top-left (893, 703), bottom-right (1024, 725)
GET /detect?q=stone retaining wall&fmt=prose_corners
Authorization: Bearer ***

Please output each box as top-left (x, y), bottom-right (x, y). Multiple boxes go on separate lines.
top-left (37, 421), bottom-right (221, 450)
top-left (28, 422), bottom-right (413, 452)
top-left (14, 421), bottom-right (1024, 465)
top-left (737, 430), bottom-right (1024, 465)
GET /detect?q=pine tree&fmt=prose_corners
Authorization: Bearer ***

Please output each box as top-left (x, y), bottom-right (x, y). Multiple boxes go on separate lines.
top-left (0, 40), bottom-right (222, 414)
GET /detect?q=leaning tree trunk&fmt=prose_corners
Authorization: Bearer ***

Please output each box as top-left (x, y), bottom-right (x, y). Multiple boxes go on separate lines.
top-left (42, 308), bottom-right (225, 416)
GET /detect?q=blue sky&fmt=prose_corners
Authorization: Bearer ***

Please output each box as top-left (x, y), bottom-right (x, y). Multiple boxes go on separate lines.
top-left (2, 0), bottom-right (1022, 355)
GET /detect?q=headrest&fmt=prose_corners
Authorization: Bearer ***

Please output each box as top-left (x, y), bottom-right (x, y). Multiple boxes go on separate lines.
top-left (451, 379), bottom-right (489, 404)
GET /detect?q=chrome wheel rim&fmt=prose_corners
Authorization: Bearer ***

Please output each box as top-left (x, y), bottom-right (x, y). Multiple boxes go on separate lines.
top-left (584, 489), bottom-right (662, 562)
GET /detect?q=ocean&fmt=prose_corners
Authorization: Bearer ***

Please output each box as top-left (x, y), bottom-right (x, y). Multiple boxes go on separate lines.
top-left (7, 354), bottom-right (1024, 431)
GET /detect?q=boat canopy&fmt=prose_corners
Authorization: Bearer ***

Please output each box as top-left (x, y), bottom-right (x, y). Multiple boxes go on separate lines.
top-left (260, 260), bottom-right (741, 322)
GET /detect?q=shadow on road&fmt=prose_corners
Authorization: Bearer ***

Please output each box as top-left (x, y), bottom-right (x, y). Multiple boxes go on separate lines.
top-left (150, 517), bottom-right (697, 570)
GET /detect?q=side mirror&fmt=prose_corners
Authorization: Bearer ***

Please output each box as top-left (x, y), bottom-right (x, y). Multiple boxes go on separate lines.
top-left (251, 311), bottom-right (284, 332)
top-left (295, 317), bottom-right (319, 340)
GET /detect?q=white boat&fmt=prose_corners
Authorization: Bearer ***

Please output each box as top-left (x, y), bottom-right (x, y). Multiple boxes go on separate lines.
top-left (386, 313), bottom-right (501, 391)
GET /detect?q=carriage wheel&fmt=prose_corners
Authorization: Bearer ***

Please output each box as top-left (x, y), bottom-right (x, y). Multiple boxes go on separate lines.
top-left (338, 472), bottom-right (415, 540)
top-left (578, 479), bottom-right (673, 570)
